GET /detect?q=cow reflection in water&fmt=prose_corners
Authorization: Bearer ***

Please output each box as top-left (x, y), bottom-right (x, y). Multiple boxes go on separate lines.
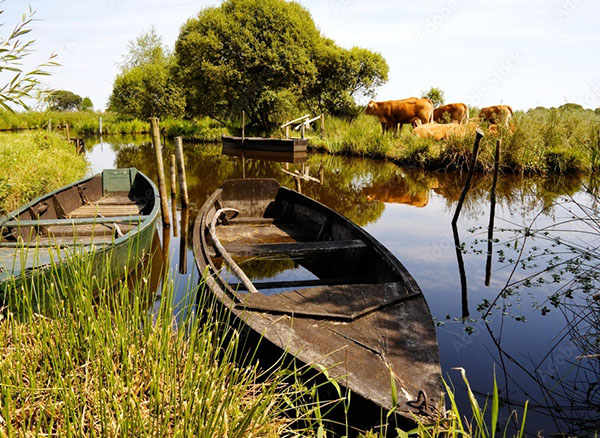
top-left (363, 175), bottom-right (438, 208)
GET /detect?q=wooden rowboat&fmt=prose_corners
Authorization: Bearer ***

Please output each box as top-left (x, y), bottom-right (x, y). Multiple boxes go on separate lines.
top-left (193, 179), bottom-right (443, 428)
top-left (222, 135), bottom-right (308, 152)
top-left (0, 168), bottom-right (160, 296)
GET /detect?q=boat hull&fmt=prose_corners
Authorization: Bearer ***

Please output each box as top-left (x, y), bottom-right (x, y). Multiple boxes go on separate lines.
top-left (221, 135), bottom-right (308, 152)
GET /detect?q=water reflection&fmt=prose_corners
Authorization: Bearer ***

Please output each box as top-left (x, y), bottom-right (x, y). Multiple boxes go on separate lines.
top-left (83, 135), bottom-right (600, 435)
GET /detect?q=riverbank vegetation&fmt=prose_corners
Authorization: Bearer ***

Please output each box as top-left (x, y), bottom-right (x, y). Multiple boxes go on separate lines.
top-left (0, 131), bottom-right (88, 215)
top-left (0, 110), bottom-right (227, 140)
top-left (311, 105), bottom-right (600, 175)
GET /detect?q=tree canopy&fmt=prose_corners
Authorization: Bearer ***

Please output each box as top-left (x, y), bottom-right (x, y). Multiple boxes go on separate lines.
top-left (109, 28), bottom-right (185, 119)
top-left (48, 90), bottom-right (82, 111)
top-left (421, 87), bottom-right (445, 108)
top-left (174, 0), bottom-right (388, 130)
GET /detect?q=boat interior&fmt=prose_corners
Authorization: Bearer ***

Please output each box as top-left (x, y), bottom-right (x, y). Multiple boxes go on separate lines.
top-left (204, 180), bottom-right (416, 320)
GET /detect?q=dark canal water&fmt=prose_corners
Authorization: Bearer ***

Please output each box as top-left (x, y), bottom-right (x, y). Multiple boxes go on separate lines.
top-left (85, 135), bottom-right (600, 436)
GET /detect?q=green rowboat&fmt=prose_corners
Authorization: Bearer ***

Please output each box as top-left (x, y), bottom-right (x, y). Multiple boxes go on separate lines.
top-left (0, 168), bottom-right (160, 297)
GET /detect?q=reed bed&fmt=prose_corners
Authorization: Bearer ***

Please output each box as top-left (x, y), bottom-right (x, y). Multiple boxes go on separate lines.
top-left (0, 247), bottom-right (334, 437)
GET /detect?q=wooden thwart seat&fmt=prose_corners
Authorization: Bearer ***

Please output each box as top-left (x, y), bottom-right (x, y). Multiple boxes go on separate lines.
top-left (236, 281), bottom-right (420, 321)
top-left (69, 204), bottom-right (144, 218)
top-left (223, 239), bottom-right (367, 257)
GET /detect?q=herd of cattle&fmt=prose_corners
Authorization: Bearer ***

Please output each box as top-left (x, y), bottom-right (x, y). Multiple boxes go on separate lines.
top-left (365, 97), bottom-right (514, 141)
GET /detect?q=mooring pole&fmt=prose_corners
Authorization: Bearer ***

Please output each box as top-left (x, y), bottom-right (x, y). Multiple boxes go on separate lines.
top-left (174, 137), bottom-right (189, 208)
top-left (170, 154), bottom-right (177, 199)
top-left (151, 117), bottom-right (171, 228)
top-left (320, 114), bottom-right (325, 137)
top-left (48, 119), bottom-right (51, 132)
top-left (485, 138), bottom-right (502, 286)
top-left (452, 129), bottom-right (484, 225)
top-left (99, 116), bottom-right (103, 135)
top-left (65, 123), bottom-right (71, 142)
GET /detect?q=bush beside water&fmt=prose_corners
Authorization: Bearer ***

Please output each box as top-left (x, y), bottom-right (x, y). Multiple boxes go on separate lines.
top-left (0, 131), bottom-right (88, 215)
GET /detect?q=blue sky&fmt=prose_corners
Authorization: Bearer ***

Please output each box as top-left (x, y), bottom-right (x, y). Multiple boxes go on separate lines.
top-left (2, 0), bottom-right (599, 111)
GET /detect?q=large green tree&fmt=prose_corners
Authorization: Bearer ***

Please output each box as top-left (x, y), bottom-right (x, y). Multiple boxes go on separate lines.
top-left (48, 89), bottom-right (82, 111)
top-left (109, 27), bottom-right (185, 119)
top-left (174, 0), bottom-right (388, 130)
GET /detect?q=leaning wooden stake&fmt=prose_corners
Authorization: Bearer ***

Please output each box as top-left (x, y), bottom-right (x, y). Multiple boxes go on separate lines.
top-left (451, 129), bottom-right (484, 225)
top-left (174, 137), bottom-right (189, 208)
top-left (485, 138), bottom-right (502, 286)
top-left (170, 153), bottom-right (178, 238)
top-left (151, 117), bottom-right (171, 228)
top-left (65, 123), bottom-right (70, 142)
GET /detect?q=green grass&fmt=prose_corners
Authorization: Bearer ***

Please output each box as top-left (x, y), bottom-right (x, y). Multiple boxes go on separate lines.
top-left (0, 131), bottom-right (89, 215)
top-left (0, 248), bottom-right (332, 436)
top-left (0, 110), bottom-right (229, 141)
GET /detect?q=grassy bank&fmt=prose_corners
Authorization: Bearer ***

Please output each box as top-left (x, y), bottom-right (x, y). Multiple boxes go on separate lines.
top-left (0, 110), bottom-right (228, 141)
top-left (311, 107), bottom-right (600, 174)
top-left (0, 251), bottom-right (329, 436)
top-left (0, 131), bottom-right (88, 215)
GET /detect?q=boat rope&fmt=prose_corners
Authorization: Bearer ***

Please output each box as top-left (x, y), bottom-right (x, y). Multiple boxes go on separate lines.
top-left (210, 208), bottom-right (259, 294)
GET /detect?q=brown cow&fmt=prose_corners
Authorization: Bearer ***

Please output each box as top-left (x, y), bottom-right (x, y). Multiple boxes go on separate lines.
top-left (433, 103), bottom-right (469, 124)
top-left (366, 97), bottom-right (434, 136)
top-left (413, 122), bottom-right (474, 141)
top-left (479, 105), bottom-right (513, 127)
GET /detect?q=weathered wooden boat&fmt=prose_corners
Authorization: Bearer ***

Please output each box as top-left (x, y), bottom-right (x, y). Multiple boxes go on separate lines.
top-left (222, 146), bottom-right (308, 164)
top-left (221, 135), bottom-right (308, 152)
top-left (193, 178), bottom-right (443, 428)
top-left (0, 168), bottom-right (160, 296)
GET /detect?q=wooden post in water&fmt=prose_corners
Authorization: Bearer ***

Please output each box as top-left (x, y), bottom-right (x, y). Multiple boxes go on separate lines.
top-left (151, 117), bottom-right (171, 228)
top-left (485, 138), bottom-right (502, 286)
top-left (99, 116), bottom-right (103, 135)
top-left (65, 123), bottom-right (71, 142)
top-left (170, 154), bottom-right (177, 199)
top-left (48, 119), bottom-right (51, 132)
top-left (320, 114), bottom-right (325, 137)
top-left (451, 129), bottom-right (484, 226)
top-left (174, 137), bottom-right (189, 208)
top-left (170, 153), bottom-right (178, 238)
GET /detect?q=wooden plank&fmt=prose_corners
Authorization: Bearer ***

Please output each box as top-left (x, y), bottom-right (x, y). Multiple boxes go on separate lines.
top-left (237, 282), bottom-right (418, 321)
top-left (226, 217), bottom-right (275, 225)
top-left (229, 276), bottom-right (361, 291)
top-left (46, 223), bottom-right (136, 237)
top-left (1, 216), bottom-right (148, 228)
top-left (223, 239), bottom-right (367, 257)
top-left (69, 204), bottom-right (143, 218)
top-left (95, 195), bottom-right (140, 205)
